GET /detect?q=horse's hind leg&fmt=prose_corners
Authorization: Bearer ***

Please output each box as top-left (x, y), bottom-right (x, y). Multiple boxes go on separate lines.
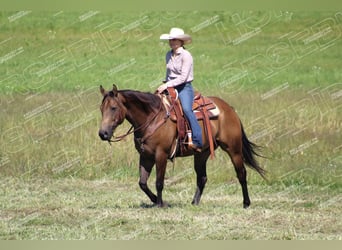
top-left (231, 153), bottom-right (250, 208)
top-left (139, 156), bottom-right (157, 204)
top-left (192, 151), bottom-right (210, 205)
top-left (220, 143), bottom-right (250, 208)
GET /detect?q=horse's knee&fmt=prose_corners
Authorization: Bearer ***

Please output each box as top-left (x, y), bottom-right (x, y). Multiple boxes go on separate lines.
top-left (139, 182), bottom-right (148, 191)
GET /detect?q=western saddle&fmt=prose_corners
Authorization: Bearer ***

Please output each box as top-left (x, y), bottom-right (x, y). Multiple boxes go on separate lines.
top-left (163, 87), bottom-right (219, 159)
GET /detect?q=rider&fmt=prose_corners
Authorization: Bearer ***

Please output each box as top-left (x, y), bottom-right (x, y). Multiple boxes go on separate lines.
top-left (157, 27), bottom-right (202, 152)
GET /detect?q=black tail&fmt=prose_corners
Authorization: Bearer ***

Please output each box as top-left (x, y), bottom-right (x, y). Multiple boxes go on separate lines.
top-left (241, 123), bottom-right (266, 179)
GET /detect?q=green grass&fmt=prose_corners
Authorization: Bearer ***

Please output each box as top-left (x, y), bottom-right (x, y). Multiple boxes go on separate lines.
top-left (0, 11), bottom-right (341, 239)
top-left (1, 11), bottom-right (341, 92)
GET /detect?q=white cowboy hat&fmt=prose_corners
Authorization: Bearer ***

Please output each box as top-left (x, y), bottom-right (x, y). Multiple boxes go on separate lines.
top-left (160, 27), bottom-right (192, 44)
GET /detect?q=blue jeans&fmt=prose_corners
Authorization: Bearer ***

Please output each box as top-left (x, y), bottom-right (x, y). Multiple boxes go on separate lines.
top-left (175, 83), bottom-right (203, 147)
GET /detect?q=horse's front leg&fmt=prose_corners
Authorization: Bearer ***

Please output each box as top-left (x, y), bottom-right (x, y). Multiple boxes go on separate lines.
top-left (192, 151), bottom-right (210, 205)
top-left (139, 156), bottom-right (157, 204)
top-left (155, 151), bottom-right (168, 207)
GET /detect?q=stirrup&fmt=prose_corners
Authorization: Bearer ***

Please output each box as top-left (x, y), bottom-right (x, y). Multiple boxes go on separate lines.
top-left (189, 143), bottom-right (202, 153)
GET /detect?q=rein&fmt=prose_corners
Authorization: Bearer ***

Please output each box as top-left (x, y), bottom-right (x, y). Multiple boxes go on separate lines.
top-left (107, 125), bottom-right (134, 144)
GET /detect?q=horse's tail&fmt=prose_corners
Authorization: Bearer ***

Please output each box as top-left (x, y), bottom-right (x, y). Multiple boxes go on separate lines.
top-left (241, 123), bottom-right (267, 179)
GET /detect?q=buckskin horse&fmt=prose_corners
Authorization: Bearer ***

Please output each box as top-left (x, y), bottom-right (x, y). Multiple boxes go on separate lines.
top-left (98, 84), bottom-right (265, 208)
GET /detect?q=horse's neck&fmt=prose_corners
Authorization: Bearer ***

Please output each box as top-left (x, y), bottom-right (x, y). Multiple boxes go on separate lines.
top-left (121, 92), bottom-right (152, 129)
top-left (125, 106), bottom-right (149, 129)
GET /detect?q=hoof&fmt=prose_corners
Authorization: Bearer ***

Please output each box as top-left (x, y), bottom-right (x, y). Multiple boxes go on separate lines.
top-left (157, 201), bottom-right (169, 208)
top-left (191, 200), bottom-right (199, 205)
top-left (243, 203), bottom-right (250, 209)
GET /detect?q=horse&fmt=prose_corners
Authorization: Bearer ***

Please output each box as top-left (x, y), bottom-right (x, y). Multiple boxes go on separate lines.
top-left (98, 84), bottom-right (265, 208)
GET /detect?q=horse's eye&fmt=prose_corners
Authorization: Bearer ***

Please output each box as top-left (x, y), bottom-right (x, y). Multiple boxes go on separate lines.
top-left (111, 106), bottom-right (117, 111)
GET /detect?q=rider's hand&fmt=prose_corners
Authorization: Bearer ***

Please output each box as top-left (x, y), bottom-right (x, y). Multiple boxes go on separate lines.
top-left (157, 83), bottom-right (168, 94)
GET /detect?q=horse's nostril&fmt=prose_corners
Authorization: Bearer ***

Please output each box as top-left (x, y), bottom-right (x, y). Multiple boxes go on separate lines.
top-left (98, 130), bottom-right (108, 140)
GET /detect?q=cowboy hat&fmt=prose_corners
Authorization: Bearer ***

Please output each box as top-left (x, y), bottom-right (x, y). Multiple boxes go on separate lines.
top-left (160, 27), bottom-right (192, 44)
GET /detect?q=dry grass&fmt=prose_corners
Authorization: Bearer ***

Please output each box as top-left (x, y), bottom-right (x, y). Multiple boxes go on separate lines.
top-left (0, 177), bottom-right (341, 240)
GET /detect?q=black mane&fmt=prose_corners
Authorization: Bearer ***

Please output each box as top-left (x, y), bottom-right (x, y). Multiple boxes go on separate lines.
top-left (119, 90), bottom-right (162, 114)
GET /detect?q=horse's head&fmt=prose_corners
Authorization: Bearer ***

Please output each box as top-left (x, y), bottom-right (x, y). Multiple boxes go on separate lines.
top-left (98, 84), bottom-right (127, 141)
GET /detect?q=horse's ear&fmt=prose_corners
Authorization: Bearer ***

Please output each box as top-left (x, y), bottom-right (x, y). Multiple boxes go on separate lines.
top-left (112, 84), bottom-right (118, 97)
top-left (100, 85), bottom-right (106, 96)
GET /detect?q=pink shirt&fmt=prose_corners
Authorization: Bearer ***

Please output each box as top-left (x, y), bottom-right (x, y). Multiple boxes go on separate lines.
top-left (164, 47), bottom-right (194, 87)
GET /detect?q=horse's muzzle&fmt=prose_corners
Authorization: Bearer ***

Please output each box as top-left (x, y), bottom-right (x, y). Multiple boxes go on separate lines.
top-left (98, 129), bottom-right (111, 141)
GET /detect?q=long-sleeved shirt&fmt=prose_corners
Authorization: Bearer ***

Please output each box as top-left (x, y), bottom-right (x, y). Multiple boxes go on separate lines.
top-left (164, 47), bottom-right (194, 87)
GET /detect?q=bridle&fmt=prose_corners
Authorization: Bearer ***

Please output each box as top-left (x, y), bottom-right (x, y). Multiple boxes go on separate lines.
top-left (106, 94), bottom-right (169, 145)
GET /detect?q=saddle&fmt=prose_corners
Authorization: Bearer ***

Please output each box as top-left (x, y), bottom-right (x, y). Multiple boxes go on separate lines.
top-left (163, 87), bottom-right (219, 158)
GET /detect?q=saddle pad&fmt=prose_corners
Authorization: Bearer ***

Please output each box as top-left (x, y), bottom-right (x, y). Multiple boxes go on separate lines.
top-left (194, 106), bottom-right (219, 120)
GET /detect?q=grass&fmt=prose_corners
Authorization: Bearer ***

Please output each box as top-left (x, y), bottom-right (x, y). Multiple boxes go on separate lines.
top-left (0, 177), bottom-right (341, 240)
top-left (1, 11), bottom-right (341, 92)
top-left (0, 11), bottom-right (341, 239)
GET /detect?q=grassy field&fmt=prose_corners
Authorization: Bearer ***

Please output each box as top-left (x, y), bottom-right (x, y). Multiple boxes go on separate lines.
top-left (0, 11), bottom-right (341, 239)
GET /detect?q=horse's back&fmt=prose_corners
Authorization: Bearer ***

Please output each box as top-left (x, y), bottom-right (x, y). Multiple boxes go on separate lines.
top-left (209, 96), bottom-right (240, 122)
